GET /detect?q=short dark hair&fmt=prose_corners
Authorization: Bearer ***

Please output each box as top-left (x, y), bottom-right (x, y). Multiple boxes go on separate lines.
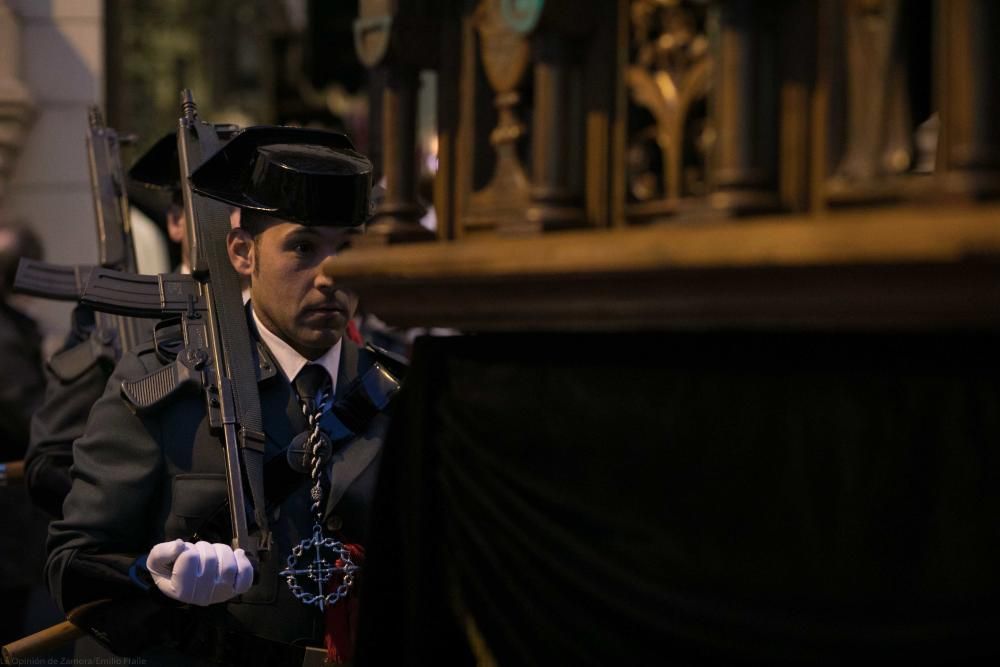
top-left (239, 209), bottom-right (282, 238)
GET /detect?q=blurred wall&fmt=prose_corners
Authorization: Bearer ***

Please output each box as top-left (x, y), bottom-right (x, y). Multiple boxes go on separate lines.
top-left (3, 0), bottom-right (103, 350)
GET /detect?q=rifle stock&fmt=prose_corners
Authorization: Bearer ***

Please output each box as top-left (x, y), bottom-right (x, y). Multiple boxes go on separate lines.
top-left (1, 620), bottom-right (83, 664)
top-left (0, 460), bottom-right (24, 486)
top-left (2, 600), bottom-right (119, 665)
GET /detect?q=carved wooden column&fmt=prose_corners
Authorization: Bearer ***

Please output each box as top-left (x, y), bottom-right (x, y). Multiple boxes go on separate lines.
top-left (519, 30), bottom-right (583, 231)
top-left (520, 1), bottom-right (592, 233)
top-left (709, 0), bottom-right (781, 214)
top-left (0, 1), bottom-right (35, 202)
top-left (354, 2), bottom-right (436, 244)
top-left (379, 66), bottom-right (427, 236)
top-left (938, 0), bottom-right (1000, 199)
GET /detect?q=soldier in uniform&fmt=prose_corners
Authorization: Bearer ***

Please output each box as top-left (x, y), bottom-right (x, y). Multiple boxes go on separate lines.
top-left (25, 133), bottom-right (188, 519)
top-left (0, 218), bottom-right (48, 645)
top-left (45, 127), bottom-right (404, 666)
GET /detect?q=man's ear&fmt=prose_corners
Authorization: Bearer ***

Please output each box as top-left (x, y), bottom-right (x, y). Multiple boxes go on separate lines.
top-left (227, 228), bottom-right (254, 277)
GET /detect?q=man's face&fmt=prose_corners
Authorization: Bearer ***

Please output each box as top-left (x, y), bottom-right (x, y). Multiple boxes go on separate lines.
top-left (230, 217), bottom-right (359, 360)
top-left (166, 208), bottom-right (190, 269)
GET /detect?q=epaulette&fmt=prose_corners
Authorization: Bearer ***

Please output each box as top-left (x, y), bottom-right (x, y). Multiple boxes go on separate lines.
top-left (363, 341), bottom-right (409, 380)
top-left (48, 305), bottom-right (122, 382)
top-left (320, 344), bottom-right (406, 440)
top-left (48, 331), bottom-right (116, 383)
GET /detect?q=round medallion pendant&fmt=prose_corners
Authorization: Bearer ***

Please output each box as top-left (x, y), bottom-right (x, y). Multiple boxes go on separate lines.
top-left (280, 525), bottom-right (359, 611)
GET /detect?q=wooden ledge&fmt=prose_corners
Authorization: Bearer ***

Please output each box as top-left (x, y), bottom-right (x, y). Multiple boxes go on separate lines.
top-left (323, 204), bottom-right (1000, 331)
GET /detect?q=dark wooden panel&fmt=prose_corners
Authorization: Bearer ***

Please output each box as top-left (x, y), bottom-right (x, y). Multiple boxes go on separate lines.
top-left (328, 203), bottom-right (1000, 329)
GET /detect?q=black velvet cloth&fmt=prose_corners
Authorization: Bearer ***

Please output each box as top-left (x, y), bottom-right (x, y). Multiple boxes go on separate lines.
top-left (357, 332), bottom-right (1000, 666)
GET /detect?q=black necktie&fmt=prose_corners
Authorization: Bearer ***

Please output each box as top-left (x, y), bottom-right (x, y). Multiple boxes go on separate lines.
top-left (285, 364), bottom-right (333, 475)
top-left (293, 363), bottom-right (332, 415)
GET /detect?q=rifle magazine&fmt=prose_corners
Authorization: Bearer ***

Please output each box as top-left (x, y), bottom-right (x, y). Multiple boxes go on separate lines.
top-left (13, 259), bottom-right (92, 301)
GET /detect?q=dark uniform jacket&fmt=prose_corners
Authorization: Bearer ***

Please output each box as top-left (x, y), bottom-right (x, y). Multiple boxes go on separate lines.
top-left (0, 301), bottom-right (45, 462)
top-left (0, 301), bottom-right (47, 591)
top-left (45, 312), bottom-right (398, 659)
top-left (26, 306), bottom-right (121, 518)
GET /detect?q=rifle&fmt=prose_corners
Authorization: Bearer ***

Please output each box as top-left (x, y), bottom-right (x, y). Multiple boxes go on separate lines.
top-left (3, 97), bottom-right (267, 662)
top-left (85, 106), bottom-right (152, 356)
top-left (169, 88), bottom-right (268, 558)
top-left (4, 109), bottom-right (152, 490)
top-left (15, 106), bottom-right (148, 363)
top-left (46, 91), bottom-right (269, 561)
top-left (1, 94), bottom-right (267, 662)
top-left (15, 114), bottom-right (243, 366)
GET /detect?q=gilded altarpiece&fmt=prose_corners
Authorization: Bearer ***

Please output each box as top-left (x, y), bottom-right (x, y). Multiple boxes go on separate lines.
top-left (624, 0), bottom-right (710, 221)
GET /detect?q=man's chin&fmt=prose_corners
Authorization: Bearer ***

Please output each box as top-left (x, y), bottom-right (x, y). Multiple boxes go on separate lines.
top-left (301, 308), bottom-right (347, 326)
top-left (294, 321), bottom-right (345, 352)
top-left (297, 307), bottom-right (343, 332)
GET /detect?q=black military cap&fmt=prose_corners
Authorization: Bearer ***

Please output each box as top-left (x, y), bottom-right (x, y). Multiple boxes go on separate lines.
top-left (189, 126), bottom-right (373, 227)
top-left (128, 125), bottom-right (240, 191)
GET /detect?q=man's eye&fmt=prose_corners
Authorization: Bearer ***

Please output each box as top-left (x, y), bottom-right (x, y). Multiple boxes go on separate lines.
top-left (292, 242), bottom-right (314, 255)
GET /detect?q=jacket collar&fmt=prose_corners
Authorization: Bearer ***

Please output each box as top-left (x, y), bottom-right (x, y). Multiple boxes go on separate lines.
top-left (245, 302), bottom-right (378, 517)
top-left (246, 303), bottom-right (359, 433)
top-left (250, 303), bottom-right (342, 390)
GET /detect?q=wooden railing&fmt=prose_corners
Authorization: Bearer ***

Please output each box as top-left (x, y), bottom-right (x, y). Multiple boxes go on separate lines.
top-left (344, 0), bottom-right (1000, 330)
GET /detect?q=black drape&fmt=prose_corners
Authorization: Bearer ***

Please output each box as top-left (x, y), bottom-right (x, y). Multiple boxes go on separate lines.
top-left (357, 332), bottom-right (1000, 666)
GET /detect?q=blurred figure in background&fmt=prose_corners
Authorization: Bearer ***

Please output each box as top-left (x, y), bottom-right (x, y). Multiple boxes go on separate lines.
top-left (0, 215), bottom-right (48, 644)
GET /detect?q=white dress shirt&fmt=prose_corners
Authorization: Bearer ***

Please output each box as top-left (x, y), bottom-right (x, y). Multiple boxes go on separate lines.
top-left (251, 303), bottom-right (341, 393)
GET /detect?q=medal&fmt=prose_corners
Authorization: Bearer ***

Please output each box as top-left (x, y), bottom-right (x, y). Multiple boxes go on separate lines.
top-left (281, 373), bottom-right (357, 609)
top-left (281, 522), bottom-right (358, 611)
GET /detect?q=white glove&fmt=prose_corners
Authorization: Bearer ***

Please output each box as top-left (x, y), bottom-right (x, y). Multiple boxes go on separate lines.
top-left (146, 539), bottom-right (254, 606)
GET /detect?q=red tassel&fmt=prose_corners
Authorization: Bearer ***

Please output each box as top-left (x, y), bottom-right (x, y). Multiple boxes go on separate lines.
top-left (324, 543), bottom-right (365, 664)
top-left (346, 320), bottom-right (364, 345)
